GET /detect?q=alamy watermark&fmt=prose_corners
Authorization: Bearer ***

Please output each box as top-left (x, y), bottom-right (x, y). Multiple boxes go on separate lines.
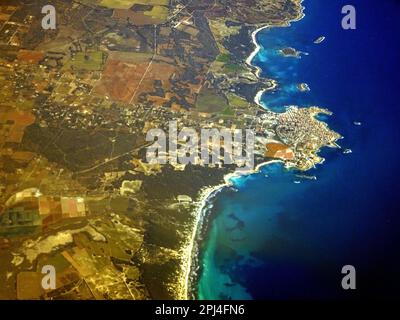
top-left (42, 5), bottom-right (56, 30)
top-left (145, 121), bottom-right (255, 171)
top-left (341, 265), bottom-right (356, 290)
top-left (342, 5), bottom-right (357, 30)
top-left (41, 4), bottom-right (356, 31)
top-left (41, 265), bottom-right (56, 290)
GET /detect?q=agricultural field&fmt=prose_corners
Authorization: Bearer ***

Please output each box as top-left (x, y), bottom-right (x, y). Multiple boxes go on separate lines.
top-left (100, 0), bottom-right (169, 9)
top-left (111, 0), bottom-right (170, 25)
top-left (94, 52), bottom-right (177, 104)
top-left (63, 51), bottom-right (106, 71)
top-left (195, 88), bottom-right (229, 114)
top-left (0, 5), bottom-right (18, 23)
top-left (227, 93), bottom-right (250, 109)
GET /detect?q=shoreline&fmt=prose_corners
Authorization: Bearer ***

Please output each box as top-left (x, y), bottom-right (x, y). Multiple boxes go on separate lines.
top-left (185, 161), bottom-right (283, 299)
top-left (184, 0), bottom-right (307, 300)
top-left (179, 183), bottom-right (226, 300)
top-left (247, 0), bottom-right (306, 108)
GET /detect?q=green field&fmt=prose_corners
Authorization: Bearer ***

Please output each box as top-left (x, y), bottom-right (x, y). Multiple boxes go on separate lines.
top-left (216, 53), bottom-right (231, 63)
top-left (220, 106), bottom-right (235, 116)
top-left (100, 0), bottom-right (169, 9)
top-left (196, 88), bottom-right (229, 114)
top-left (227, 93), bottom-right (249, 108)
top-left (144, 5), bottom-right (169, 20)
top-left (223, 63), bottom-right (245, 74)
top-left (65, 51), bottom-right (105, 71)
top-left (108, 51), bottom-right (153, 63)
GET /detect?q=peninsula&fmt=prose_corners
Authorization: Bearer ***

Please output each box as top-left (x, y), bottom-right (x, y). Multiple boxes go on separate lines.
top-left (0, 0), bottom-right (340, 300)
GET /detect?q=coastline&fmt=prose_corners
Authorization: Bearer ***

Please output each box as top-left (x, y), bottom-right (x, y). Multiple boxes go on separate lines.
top-left (184, 0), bottom-right (306, 300)
top-left (185, 161), bottom-right (282, 299)
top-left (179, 183), bottom-right (226, 300)
top-left (247, 0), bottom-right (306, 108)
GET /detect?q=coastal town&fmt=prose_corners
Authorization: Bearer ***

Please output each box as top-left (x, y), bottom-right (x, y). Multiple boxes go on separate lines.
top-left (0, 0), bottom-right (341, 300)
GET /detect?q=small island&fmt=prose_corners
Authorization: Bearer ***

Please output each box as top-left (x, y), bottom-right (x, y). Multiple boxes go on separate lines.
top-left (314, 36), bottom-right (326, 44)
top-left (279, 47), bottom-right (301, 58)
top-left (297, 83), bottom-right (310, 92)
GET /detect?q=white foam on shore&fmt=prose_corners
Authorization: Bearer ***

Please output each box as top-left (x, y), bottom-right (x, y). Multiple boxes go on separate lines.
top-left (183, 0), bottom-right (306, 299)
top-left (224, 160), bottom-right (284, 185)
top-left (179, 183), bottom-right (226, 300)
top-left (247, 0), bottom-right (306, 108)
top-left (254, 88), bottom-right (266, 106)
top-left (183, 160), bottom-right (284, 299)
top-left (246, 25), bottom-right (270, 77)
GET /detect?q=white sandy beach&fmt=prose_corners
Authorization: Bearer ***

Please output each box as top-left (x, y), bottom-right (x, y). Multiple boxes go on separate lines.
top-left (247, 0), bottom-right (306, 107)
top-left (182, 0), bottom-right (306, 300)
top-left (178, 183), bottom-right (226, 300)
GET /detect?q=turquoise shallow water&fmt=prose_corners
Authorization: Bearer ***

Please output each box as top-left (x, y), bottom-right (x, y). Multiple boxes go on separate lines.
top-left (197, 0), bottom-right (400, 299)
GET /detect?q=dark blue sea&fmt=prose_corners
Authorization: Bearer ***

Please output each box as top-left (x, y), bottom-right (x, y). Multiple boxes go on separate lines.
top-left (197, 0), bottom-right (400, 299)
